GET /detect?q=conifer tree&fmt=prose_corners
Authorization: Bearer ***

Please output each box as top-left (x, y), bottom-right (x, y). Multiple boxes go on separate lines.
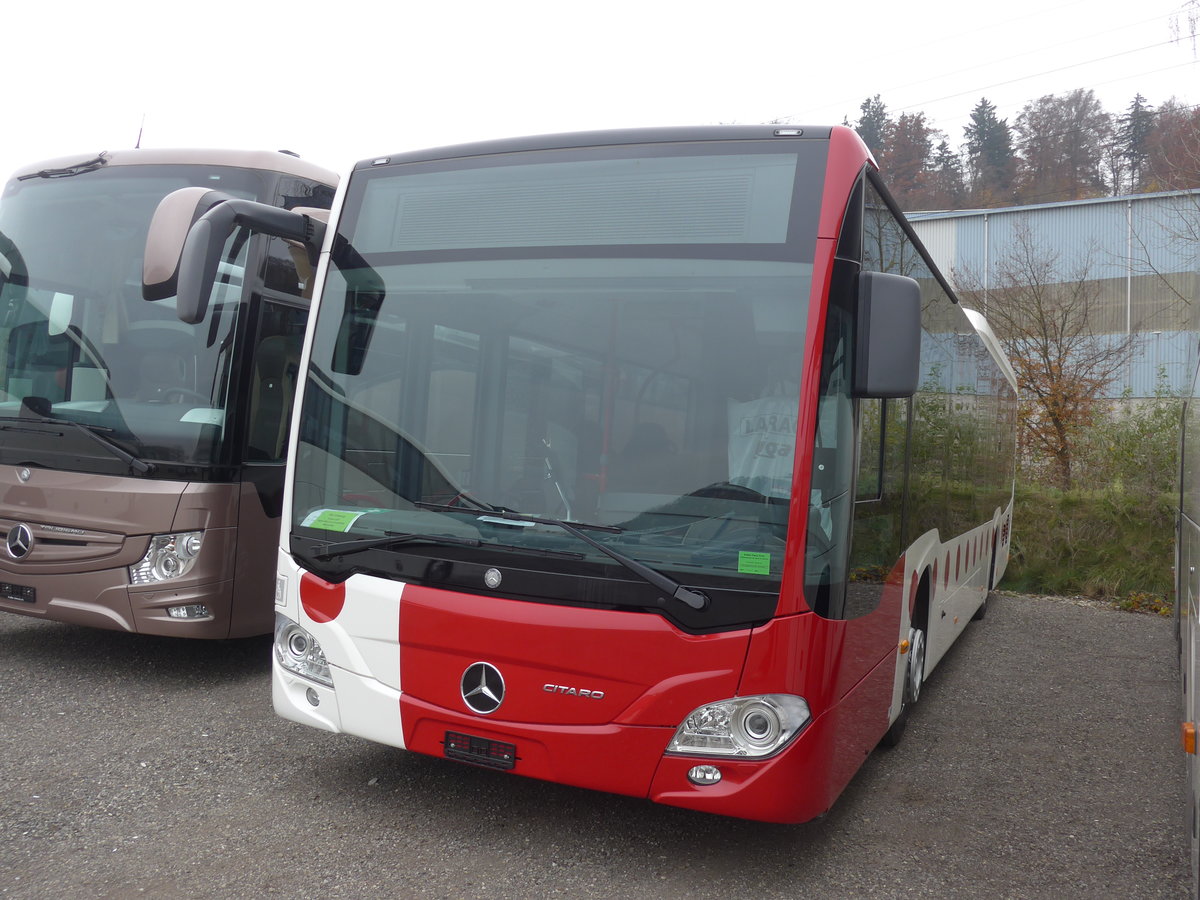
top-left (854, 95), bottom-right (893, 160)
top-left (1118, 94), bottom-right (1156, 192)
top-left (924, 139), bottom-right (966, 210)
top-left (963, 98), bottom-right (1016, 206)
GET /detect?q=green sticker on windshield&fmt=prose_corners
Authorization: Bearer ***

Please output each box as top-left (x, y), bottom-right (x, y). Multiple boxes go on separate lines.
top-left (738, 551), bottom-right (771, 575)
top-left (302, 509), bottom-right (367, 532)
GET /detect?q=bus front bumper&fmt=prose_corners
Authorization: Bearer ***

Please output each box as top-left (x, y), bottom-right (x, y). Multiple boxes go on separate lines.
top-left (274, 655), bottom-right (838, 824)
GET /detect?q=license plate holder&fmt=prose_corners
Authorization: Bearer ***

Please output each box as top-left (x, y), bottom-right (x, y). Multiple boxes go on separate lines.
top-left (444, 731), bottom-right (517, 771)
top-left (0, 582), bottom-right (35, 604)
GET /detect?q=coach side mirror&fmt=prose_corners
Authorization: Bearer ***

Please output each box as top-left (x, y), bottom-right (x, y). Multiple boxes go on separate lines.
top-left (175, 199), bottom-right (324, 325)
top-left (330, 239), bottom-right (387, 377)
top-left (852, 271), bottom-right (921, 398)
top-left (143, 187), bottom-right (237, 303)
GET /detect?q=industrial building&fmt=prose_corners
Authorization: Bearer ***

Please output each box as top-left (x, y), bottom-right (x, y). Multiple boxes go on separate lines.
top-left (908, 190), bottom-right (1200, 397)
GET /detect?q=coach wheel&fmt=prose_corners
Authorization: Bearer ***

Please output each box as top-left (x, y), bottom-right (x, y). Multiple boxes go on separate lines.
top-left (881, 625), bottom-right (925, 747)
top-left (906, 626), bottom-right (925, 705)
top-left (969, 595), bottom-right (988, 624)
top-left (974, 537), bottom-right (998, 621)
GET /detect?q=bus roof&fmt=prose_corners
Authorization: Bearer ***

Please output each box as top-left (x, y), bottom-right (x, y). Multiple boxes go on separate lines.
top-left (354, 125), bottom-right (844, 171)
top-left (9, 148), bottom-right (337, 184)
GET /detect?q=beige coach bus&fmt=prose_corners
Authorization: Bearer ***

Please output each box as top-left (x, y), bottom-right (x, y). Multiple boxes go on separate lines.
top-left (0, 148), bottom-right (336, 637)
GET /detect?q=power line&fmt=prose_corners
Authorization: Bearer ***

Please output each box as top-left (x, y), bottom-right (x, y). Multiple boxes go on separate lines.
top-left (876, 10), bottom-right (1176, 119)
top-left (773, 4), bottom-right (1186, 125)
top-left (899, 37), bottom-right (1192, 113)
top-left (930, 67), bottom-right (1200, 145)
top-left (809, 48), bottom-right (1199, 154)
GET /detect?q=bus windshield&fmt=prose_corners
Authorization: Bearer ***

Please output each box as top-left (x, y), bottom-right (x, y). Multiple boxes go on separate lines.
top-left (0, 164), bottom-right (263, 472)
top-left (292, 142), bottom-right (825, 626)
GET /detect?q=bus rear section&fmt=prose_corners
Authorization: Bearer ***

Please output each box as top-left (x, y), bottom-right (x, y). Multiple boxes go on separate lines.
top-left (261, 125), bottom-right (1016, 821)
top-left (0, 148), bottom-right (336, 637)
top-left (1178, 309), bottom-right (1200, 890)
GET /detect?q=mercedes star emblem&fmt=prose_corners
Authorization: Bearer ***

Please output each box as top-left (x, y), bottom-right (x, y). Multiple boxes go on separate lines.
top-left (461, 661), bottom-right (505, 715)
top-left (6, 524), bottom-right (33, 561)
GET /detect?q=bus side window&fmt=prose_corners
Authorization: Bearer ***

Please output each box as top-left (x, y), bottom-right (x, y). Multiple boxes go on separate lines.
top-left (845, 396), bottom-right (909, 618)
top-left (5, 319), bottom-right (70, 403)
top-left (246, 303), bottom-right (306, 462)
top-left (261, 178), bottom-right (335, 298)
top-left (856, 399), bottom-right (884, 502)
top-left (805, 288), bottom-right (856, 620)
top-left (810, 174), bottom-right (916, 621)
top-left (839, 178), bottom-right (920, 618)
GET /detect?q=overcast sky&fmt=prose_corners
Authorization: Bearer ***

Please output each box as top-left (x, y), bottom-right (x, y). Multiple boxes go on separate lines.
top-left (2, 0), bottom-right (1197, 182)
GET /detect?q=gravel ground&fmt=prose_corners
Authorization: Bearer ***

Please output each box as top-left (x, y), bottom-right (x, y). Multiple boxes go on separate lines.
top-left (0, 592), bottom-right (1189, 899)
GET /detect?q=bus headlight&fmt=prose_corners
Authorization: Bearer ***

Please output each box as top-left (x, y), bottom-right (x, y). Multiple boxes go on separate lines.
top-left (274, 616), bottom-right (333, 687)
top-left (129, 531), bottom-right (203, 584)
top-left (667, 695), bottom-right (811, 758)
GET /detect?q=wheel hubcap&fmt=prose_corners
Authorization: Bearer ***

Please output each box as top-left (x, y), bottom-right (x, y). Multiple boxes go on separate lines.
top-left (907, 628), bottom-right (926, 704)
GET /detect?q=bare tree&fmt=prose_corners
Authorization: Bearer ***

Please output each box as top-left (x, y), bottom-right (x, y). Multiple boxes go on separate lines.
top-left (1171, 0), bottom-right (1200, 53)
top-left (1123, 100), bottom-right (1200, 309)
top-left (956, 223), bottom-right (1136, 489)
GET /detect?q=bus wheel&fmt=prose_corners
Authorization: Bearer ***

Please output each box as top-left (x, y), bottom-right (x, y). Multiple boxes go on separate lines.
top-left (906, 627), bottom-right (926, 704)
top-left (975, 537), bottom-right (998, 621)
top-left (972, 593), bottom-right (989, 621)
top-left (881, 626), bottom-right (925, 748)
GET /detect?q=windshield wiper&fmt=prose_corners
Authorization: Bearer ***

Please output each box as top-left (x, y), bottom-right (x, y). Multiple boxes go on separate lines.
top-left (415, 495), bottom-right (506, 514)
top-left (416, 501), bottom-right (622, 534)
top-left (0, 414), bottom-right (154, 475)
top-left (307, 515), bottom-right (705, 610)
top-left (475, 511), bottom-right (708, 611)
top-left (18, 152), bottom-right (108, 180)
top-left (310, 531), bottom-right (481, 562)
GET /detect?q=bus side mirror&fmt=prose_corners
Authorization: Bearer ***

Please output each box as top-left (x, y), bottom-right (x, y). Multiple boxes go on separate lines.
top-left (330, 238), bottom-right (387, 377)
top-left (143, 187), bottom-right (237, 303)
top-left (172, 199), bottom-right (325, 325)
top-left (853, 271), bottom-right (921, 398)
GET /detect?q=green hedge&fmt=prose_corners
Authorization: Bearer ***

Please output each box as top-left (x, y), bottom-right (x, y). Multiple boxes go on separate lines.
top-left (1003, 485), bottom-right (1175, 599)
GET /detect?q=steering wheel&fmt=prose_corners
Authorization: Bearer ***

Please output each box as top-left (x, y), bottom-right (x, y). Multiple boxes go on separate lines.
top-left (686, 481), bottom-right (769, 503)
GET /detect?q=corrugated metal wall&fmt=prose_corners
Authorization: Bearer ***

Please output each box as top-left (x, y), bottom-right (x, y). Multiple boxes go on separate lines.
top-left (909, 191), bottom-right (1200, 397)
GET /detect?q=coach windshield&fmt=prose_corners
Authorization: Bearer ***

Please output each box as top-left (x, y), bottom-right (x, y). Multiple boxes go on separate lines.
top-left (291, 140), bottom-right (826, 630)
top-left (0, 164), bottom-right (263, 475)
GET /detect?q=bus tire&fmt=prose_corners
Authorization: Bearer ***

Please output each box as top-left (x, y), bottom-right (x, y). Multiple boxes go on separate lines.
top-left (974, 536), bottom-right (999, 621)
top-left (880, 625), bottom-right (925, 748)
top-left (972, 593), bottom-right (989, 621)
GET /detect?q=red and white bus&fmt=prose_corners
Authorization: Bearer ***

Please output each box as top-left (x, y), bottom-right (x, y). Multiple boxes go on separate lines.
top-left (0, 149), bottom-right (336, 637)
top-left (173, 125), bottom-right (1017, 821)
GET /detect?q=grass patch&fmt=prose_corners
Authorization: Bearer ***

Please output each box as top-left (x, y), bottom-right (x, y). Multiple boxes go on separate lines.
top-left (1003, 485), bottom-right (1175, 605)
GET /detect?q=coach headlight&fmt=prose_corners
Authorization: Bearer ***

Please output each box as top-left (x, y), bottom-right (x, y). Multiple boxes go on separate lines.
top-left (667, 695), bottom-right (811, 758)
top-left (274, 616), bottom-right (333, 687)
top-left (128, 531), bottom-right (203, 584)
